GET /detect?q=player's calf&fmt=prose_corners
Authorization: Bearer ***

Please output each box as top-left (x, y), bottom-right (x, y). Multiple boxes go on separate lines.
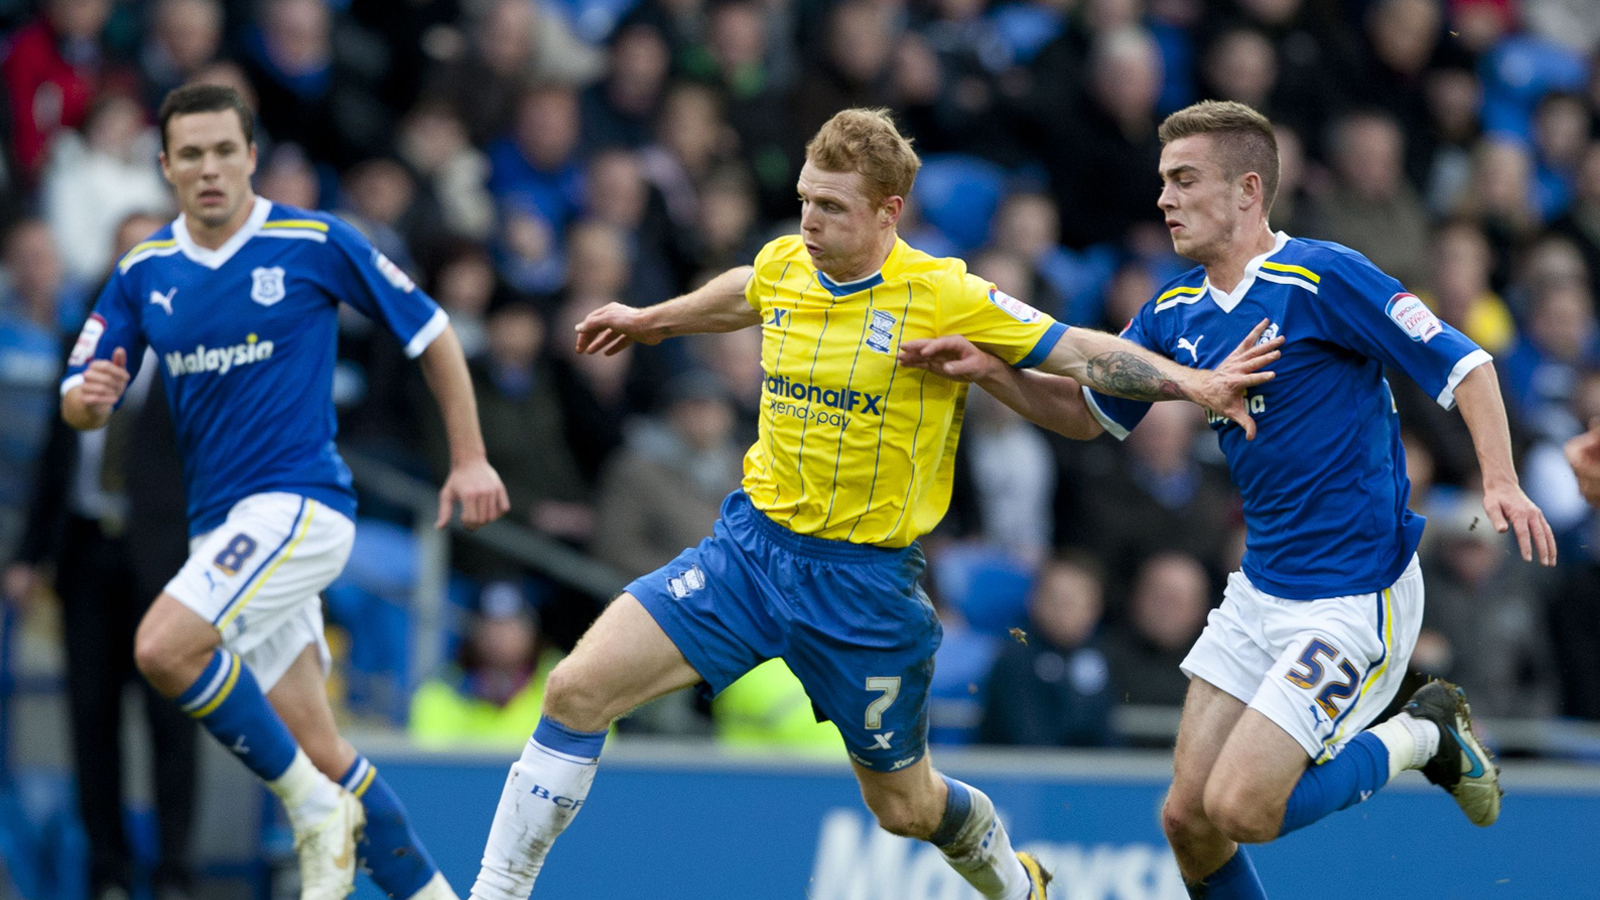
top-left (134, 594), bottom-right (222, 696)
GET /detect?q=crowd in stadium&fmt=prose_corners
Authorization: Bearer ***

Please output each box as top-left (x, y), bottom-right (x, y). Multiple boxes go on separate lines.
top-left (2, 0), bottom-right (1600, 757)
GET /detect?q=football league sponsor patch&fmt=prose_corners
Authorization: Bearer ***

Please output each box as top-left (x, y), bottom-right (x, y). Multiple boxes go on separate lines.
top-left (68, 314), bottom-right (106, 366)
top-left (1385, 292), bottom-right (1442, 343)
top-left (373, 250), bottom-right (416, 293)
top-left (987, 286), bottom-right (1041, 323)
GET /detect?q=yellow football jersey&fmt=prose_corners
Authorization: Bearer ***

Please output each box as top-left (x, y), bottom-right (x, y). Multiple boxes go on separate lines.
top-left (740, 235), bottom-right (1064, 547)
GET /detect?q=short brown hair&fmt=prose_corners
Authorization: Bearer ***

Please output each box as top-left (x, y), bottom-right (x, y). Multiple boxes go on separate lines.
top-left (159, 83), bottom-right (254, 152)
top-left (1159, 100), bottom-right (1280, 214)
top-left (804, 108), bottom-right (921, 207)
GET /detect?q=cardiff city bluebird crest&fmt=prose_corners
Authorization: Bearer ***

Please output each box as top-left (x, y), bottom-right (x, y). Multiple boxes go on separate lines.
top-left (250, 266), bottom-right (287, 306)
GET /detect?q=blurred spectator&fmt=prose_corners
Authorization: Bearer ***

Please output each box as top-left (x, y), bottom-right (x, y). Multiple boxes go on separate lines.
top-left (138, 0), bottom-right (223, 108)
top-left (1353, 0), bottom-right (1447, 188)
top-left (1549, 514), bottom-right (1600, 719)
top-left (1419, 494), bottom-right (1559, 718)
top-left (488, 85), bottom-right (588, 234)
top-left (0, 219), bottom-right (69, 546)
top-left (5, 210), bottom-right (197, 900)
top-left (792, 0), bottom-right (897, 146)
top-left (409, 582), bottom-right (560, 750)
top-left (1421, 60), bottom-right (1484, 218)
top-left (421, 238), bottom-right (519, 363)
top-left (1531, 92), bottom-right (1591, 222)
top-left (1102, 552), bottom-right (1209, 708)
top-left (582, 23), bottom-right (672, 151)
top-left (688, 164), bottom-right (762, 279)
top-left (1500, 280), bottom-right (1600, 440)
top-left (548, 292), bottom-right (636, 485)
top-left (694, 0), bottom-right (794, 219)
top-left (1199, 27), bottom-right (1277, 116)
top-left (335, 157), bottom-right (419, 273)
top-left (988, 191), bottom-right (1117, 324)
top-left (1453, 138), bottom-right (1542, 279)
top-left (1269, 121), bottom-right (1307, 233)
top-left (583, 147), bottom-right (676, 304)
top-left (1302, 110), bottom-right (1430, 290)
top-left (255, 141), bottom-right (321, 210)
top-left (1550, 140), bottom-right (1600, 301)
top-left (638, 82), bottom-right (732, 233)
top-left (688, 326), bottom-right (763, 443)
top-left (1422, 219), bottom-right (1517, 355)
top-left (1, 0), bottom-right (114, 181)
top-left (423, 0), bottom-right (604, 147)
top-left (592, 371), bottom-right (743, 578)
top-left (979, 553), bottom-right (1114, 747)
top-left (1069, 401), bottom-right (1236, 606)
top-left (426, 301), bottom-right (592, 576)
top-left (42, 92), bottom-right (170, 282)
top-left (1042, 26), bottom-right (1166, 248)
top-left (397, 102), bottom-right (494, 242)
top-left (241, 0), bottom-right (392, 168)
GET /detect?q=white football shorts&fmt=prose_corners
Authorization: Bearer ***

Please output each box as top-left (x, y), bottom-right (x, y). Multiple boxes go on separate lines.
top-left (1180, 554), bottom-right (1424, 762)
top-left (164, 492), bottom-right (355, 691)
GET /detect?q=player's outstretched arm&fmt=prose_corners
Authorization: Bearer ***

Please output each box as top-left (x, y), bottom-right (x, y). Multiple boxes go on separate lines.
top-left (1041, 321), bottom-right (1282, 439)
top-left (418, 324), bottom-right (511, 530)
top-left (1455, 363), bottom-right (1557, 566)
top-left (61, 347), bottom-right (130, 431)
top-left (574, 265), bottom-right (761, 356)
top-left (899, 335), bottom-right (1105, 439)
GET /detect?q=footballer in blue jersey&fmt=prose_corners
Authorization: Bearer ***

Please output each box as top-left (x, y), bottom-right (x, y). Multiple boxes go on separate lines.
top-left (60, 84), bottom-right (510, 900)
top-left (902, 101), bottom-right (1556, 900)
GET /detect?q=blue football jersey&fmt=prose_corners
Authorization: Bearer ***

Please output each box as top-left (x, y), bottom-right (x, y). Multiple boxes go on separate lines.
top-left (1085, 232), bottom-right (1491, 599)
top-left (60, 199), bottom-right (447, 536)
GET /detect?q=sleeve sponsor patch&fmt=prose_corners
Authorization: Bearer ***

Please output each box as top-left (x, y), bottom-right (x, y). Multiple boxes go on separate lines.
top-left (372, 250), bottom-right (416, 293)
top-left (1385, 292), bottom-right (1442, 343)
top-left (988, 286), bottom-right (1041, 323)
top-left (68, 314), bottom-right (106, 366)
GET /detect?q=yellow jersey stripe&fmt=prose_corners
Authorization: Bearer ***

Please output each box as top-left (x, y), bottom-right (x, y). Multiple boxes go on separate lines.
top-left (821, 286), bottom-right (877, 528)
top-left (262, 219), bottom-right (330, 232)
top-left (785, 306), bottom-right (836, 528)
top-left (760, 263), bottom-right (797, 492)
top-left (216, 502), bottom-right (318, 630)
top-left (1156, 285), bottom-right (1204, 304)
top-left (1318, 587), bottom-right (1395, 759)
top-left (846, 282), bottom-right (916, 541)
top-left (119, 240), bottom-right (180, 272)
top-left (353, 765), bottom-right (378, 797)
top-left (190, 652), bottom-right (242, 718)
top-left (885, 369), bottom-right (931, 538)
top-left (1261, 261), bottom-right (1321, 283)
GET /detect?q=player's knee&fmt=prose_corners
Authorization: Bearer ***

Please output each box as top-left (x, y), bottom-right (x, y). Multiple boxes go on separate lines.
top-left (541, 662), bottom-right (614, 733)
top-left (1203, 780), bottom-right (1279, 844)
top-left (133, 616), bottom-right (186, 688)
top-left (863, 792), bottom-right (938, 840)
top-left (1160, 791), bottom-right (1209, 846)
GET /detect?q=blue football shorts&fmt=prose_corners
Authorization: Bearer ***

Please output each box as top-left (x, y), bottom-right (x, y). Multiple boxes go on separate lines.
top-left (628, 490), bottom-right (942, 772)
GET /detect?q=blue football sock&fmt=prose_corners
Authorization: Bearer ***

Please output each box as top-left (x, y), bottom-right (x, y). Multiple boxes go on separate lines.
top-left (1279, 731), bottom-right (1389, 836)
top-left (929, 775), bottom-right (973, 847)
top-left (176, 649), bottom-right (297, 781)
top-left (1187, 847), bottom-right (1267, 900)
top-left (341, 756), bottom-right (440, 900)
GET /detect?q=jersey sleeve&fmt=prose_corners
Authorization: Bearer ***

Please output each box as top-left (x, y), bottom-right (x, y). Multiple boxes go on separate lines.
top-left (1312, 255), bottom-right (1491, 410)
top-left (937, 266), bottom-right (1066, 368)
top-left (1081, 306), bottom-right (1160, 440)
top-left (59, 273), bottom-right (147, 398)
top-left (326, 218), bottom-right (448, 358)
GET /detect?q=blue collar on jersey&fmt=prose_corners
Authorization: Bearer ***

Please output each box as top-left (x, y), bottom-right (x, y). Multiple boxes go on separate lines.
top-left (817, 268), bottom-right (885, 297)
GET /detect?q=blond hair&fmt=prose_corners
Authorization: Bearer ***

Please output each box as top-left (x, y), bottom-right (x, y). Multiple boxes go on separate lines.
top-left (1158, 100), bottom-right (1280, 214)
top-left (805, 108), bottom-right (921, 206)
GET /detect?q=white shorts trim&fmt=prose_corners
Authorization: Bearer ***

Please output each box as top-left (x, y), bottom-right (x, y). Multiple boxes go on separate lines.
top-left (165, 492), bottom-right (354, 691)
top-left (1180, 556), bottom-right (1424, 762)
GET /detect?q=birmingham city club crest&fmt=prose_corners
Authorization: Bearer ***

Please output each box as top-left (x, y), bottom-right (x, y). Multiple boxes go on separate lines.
top-left (250, 266), bottom-right (287, 306)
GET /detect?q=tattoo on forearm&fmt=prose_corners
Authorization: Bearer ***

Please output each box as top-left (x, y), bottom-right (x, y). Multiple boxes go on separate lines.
top-left (1085, 352), bottom-right (1186, 402)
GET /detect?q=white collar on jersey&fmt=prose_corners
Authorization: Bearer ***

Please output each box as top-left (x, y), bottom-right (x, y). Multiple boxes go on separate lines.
top-left (173, 196), bottom-right (273, 270)
top-left (1203, 230), bottom-right (1291, 313)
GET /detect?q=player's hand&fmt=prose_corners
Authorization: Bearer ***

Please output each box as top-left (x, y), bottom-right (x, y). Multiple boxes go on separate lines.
top-left (574, 302), bottom-right (659, 356)
top-left (898, 335), bottom-right (1006, 384)
top-left (437, 458), bottom-right (511, 530)
top-left (80, 347), bottom-right (130, 415)
top-left (1192, 319), bottom-right (1282, 441)
top-left (1564, 423), bottom-right (1600, 507)
top-left (1482, 480), bottom-right (1556, 566)
top-left (2, 563), bottom-right (37, 608)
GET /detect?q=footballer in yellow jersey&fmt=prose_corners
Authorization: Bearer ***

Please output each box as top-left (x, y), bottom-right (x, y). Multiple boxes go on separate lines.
top-left (740, 233), bottom-right (1065, 547)
top-left (469, 108), bottom-right (1275, 900)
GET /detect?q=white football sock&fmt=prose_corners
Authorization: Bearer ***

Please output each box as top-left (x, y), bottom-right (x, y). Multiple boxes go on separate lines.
top-left (934, 781), bottom-right (1032, 900)
top-left (469, 737), bottom-right (599, 900)
top-left (1368, 713), bottom-right (1441, 781)
top-left (267, 749), bottom-right (341, 833)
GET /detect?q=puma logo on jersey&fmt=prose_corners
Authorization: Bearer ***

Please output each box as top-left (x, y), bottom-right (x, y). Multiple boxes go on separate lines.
top-left (1177, 335), bottom-right (1204, 362)
top-left (165, 333), bottom-right (275, 377)
top-left (150, 287), bottom-right (176, 315)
